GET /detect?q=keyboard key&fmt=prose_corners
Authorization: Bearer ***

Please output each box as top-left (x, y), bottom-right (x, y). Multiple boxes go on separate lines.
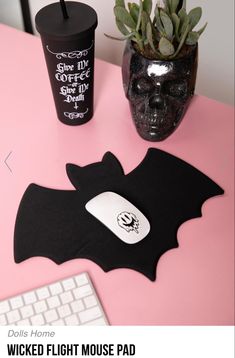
top-left (17, 319), bottom-right (30, 326)
top-left (60, 291), bottom-right (73, 304)
top-left (30, 314), bottom-right (45, 325)
top-left (10, 296), bottom-right (23, 309)
top-left (36, 287), bottom-right (50, 300)
top-left (23, 292), bottom-right (37, 305)
top-left (44, 309), bottom-right (58, 323)
top-left (57, 304), bottom-right (71, 318)
top-left (65, 314), bottom-right (79, 325)
top-left (51, 319), bottom-right (64, 326)
top-left (49, 283), bottom-right (63, 295)
top-left (21, 305), bottom-right (34, 319)
top-left (7, 310), bottom-right (20, 324)
top-left (70, 300), bottom-right (84, 313)
top-left (79, 306), bottom-right (102, 324)
top-left (0, 314), bottom-right (7, 325)
top-left (34, 300), bottom-right (47, 314)
top-left (84, 318), bottom-right (107, 326)
top-left (73, 284), bottom-right (92, 299)
top-left (47, 296), bottom-right (60, 309)
top-left (0, 301), bottom-right (10, 314)
top-left (75, 273), bottom-right (88, 286)
top-left (84, 295), bottom-right (97, 308)
top-left (62, 278), bottom-right (75, 291)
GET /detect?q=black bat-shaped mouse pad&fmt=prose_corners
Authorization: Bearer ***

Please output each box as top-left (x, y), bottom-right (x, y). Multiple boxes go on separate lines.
top-left (14, 148), bottom-right (224, 281)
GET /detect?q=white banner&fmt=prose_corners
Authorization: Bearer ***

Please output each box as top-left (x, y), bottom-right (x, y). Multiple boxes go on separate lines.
top-left (0, 326), bottom-right (234, 358)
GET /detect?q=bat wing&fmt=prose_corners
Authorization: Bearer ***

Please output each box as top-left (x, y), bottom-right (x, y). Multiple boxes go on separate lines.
top-left (14, 184), bottom-right (87, 264)
top-left (119, 148), bottom-right (224, 280)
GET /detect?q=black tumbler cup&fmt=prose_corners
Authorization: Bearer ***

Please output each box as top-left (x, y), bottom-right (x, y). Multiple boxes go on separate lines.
top-left (35, 1), bottom-right (98, 125)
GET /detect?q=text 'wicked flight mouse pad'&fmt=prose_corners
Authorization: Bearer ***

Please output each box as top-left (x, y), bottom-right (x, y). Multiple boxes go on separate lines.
top-left (14, 148), bottom-right (224, 281)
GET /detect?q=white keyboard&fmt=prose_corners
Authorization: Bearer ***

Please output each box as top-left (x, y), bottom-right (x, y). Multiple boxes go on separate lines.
top-left (0, 272), bottom-right (108, 326)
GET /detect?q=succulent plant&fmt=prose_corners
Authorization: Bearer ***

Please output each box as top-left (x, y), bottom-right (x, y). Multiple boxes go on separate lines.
top-left (106, 0), bottom-right (207, 59)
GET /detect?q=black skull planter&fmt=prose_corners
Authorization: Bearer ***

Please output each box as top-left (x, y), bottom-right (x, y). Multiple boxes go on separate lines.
top-left (122, 41), bottom-right (198, 141)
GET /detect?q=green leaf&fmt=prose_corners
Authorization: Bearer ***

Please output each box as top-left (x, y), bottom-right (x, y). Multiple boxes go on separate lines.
top-left (136, 0), bottom-right (143, 32)
top-left (178, 8), bottom-right (187, 33)
top-left (104, 31), bottom-right (135, 41)
top-left (129, 4), bottom-right (139, 23)
top-left (178, 7), bottom-right (187, 21)
top-left (114, 6), bottom-right (137, 29)
top-left (186, 31), bottom-right (199, 45)
top-left (170, 0), bottom-right (180, 14)
top-left (160, 10), bottom-right (174, 39)
top-left (188, 7), bottom-right (202, 31)
top-left (155, 7), bottom-right (165, 35)
top-left (116, 0), bottom-right (126, 8)
top-left (168, 0), bottom-right (172, 11)
top-left (171, 23), bottom-right (189, 58)
top-left (162, 0), bottom-right (170, 14)
top-left (159, 37), bottom-right (175, 56)
top-left (197, 22), bottom-right (207, 36)
top-left (133, 31), bottom-right (144, 51)
top-left (180, 14), bottom-right (189, 38)
top-left (115, 19), bottom-right (130, 36)
top-left (143, 0), bottom-right (152, 15)
top-left (146, 22), bottom-right (157, 53)
top-left (171, 13), bottom-right (180, 42)
top-left (141, 11), bottom-right (149, 40)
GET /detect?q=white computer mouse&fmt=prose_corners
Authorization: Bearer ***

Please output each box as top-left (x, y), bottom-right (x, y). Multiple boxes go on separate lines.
top-left (85, 192), bottom-right (150, 244)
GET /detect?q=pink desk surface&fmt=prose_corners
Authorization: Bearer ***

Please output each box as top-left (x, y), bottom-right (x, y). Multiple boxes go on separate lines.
top-left (0, 25), bottom-right (234, 325)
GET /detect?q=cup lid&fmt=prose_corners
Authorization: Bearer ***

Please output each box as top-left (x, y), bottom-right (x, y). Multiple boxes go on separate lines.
top-left (35, 1), bottom-right (98, 41)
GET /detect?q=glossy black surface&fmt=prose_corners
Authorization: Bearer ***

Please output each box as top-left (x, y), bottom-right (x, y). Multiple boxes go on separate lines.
top-left (122, 42), bottom-right (198, 141)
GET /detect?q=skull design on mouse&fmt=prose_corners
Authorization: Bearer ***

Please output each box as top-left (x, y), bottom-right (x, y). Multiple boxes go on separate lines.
top-left (117, 212), bottom-right (139, 234)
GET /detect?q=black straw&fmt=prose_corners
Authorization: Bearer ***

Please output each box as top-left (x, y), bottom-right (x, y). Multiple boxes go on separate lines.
top-left (20, 0), bottom-right (34, 34)
top-left (60, 0), bottom-right (69, 19)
